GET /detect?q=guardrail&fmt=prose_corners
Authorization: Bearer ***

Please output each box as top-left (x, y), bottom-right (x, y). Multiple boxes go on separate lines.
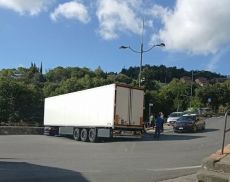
top-left (221, 108), bottom-right (230, 154)
top-left (0, 126), bottom-right (44, 135)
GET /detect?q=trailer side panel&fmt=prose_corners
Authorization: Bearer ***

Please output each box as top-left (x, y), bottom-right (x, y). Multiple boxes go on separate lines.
top-left (44, 84), bottom-right (115, 128)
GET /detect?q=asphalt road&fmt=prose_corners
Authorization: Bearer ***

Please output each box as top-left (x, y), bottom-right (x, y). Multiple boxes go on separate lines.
top-left (0, 117), bottom-right (230, 182)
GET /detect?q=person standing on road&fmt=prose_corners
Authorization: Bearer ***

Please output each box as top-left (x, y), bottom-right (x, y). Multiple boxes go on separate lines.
top-left (154, 112), bottom-right (163, 139)
top-left (160, 112), bottom-right (164, 132)
top-left (149, 114), bottom-right (155, 128)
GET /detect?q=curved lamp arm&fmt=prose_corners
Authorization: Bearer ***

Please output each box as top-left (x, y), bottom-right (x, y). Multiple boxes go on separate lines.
top-left (143, 43), bottom-right (165, 53)
top-left (120, 43), bottom-right (165, 53)
top-left (120, 45), bottom-right (141, 53)
top-left (128, 46), bottom-right (141, 54)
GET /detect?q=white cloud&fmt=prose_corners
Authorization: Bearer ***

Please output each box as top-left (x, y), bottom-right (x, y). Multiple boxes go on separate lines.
top-left (50, 1), bottom-right (90, 24)
top-left (96, 0), bottom-right (143, 40)
top-left (151, 0), bottom-right (230, 54)
top-left (0, 0), bottom-right (53, 16)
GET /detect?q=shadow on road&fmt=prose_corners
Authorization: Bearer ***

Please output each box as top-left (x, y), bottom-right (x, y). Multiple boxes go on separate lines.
top-left (180, 128), bottom-right (219, 134)
top-left (143, 134), bottom-right (204, 141)
top-left (202, 128), bottom-right (219, 133)
top-left (100, 133), bottom-right (204, 143)
top-left (0, 161), bottom-right (90, 182)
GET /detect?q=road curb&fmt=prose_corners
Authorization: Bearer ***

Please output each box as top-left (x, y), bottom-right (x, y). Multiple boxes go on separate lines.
top-left (197, 144), bottom-right (230, 182)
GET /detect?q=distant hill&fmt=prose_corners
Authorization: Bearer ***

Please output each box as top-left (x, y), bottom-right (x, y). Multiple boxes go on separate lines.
top-left (120, 64), bottom-right (226, 83)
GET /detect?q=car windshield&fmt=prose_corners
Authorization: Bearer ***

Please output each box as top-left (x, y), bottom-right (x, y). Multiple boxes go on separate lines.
top-left (169, 113), bottom-right (183, 117)
top-left (177, 116), bottom-right (195, 122)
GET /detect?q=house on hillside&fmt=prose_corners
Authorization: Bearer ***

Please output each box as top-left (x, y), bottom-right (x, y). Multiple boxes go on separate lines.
top-left (210, 77), bottom-right (227, 84)
top-left (11, 73), bottom-right (23, 79)
top-left (180, 76), bottom-right (192, 83)
top-left (195, 77), bottom-right (208, 87)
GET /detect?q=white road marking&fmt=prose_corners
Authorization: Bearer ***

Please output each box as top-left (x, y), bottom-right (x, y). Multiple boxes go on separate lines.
top-left (147, 165), bottom-right (201, 172)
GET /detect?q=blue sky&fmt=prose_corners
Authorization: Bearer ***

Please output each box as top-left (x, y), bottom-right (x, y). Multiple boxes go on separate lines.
top-left (0, 0), bottom-right (229, 75)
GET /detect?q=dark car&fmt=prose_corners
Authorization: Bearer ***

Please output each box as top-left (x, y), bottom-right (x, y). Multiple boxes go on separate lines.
top-left (173, 114), bottom-right (205, 133)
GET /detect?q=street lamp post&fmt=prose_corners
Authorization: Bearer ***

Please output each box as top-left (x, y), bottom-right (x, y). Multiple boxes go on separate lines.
top-left (120, 20), bottom-right (165, 87)
top-left (190, 70), bottom-right (194, 108)
top-left (120, 43), bottom-right (165, 87)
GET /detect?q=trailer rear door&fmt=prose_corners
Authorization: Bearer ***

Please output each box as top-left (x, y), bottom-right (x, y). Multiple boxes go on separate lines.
top-left (115, 86), bottom-right (144, 126)
top-left (131, 89), bottom-right (144, 125)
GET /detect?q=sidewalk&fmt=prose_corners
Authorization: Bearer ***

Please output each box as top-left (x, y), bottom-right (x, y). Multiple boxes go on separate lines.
top-left (160, 174), bottom-right (197, 182)
top-left (160, 144), bottom-right (230, 182)
top-left (197, 144), bottom-right (230, 182)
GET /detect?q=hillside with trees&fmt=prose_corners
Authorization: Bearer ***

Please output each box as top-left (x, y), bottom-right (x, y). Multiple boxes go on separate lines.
top-left (0, 63), bottom-right (229, 126)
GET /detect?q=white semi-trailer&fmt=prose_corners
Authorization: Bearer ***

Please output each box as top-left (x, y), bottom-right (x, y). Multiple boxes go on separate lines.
top-left (44, 84), bottom-right (144, 142)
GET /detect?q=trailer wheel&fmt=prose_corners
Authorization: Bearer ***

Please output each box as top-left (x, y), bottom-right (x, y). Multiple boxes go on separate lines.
top-left (73, 128), bottom-right (81, 141)
top-left (81, 129), bottom-right (88, 142)
top-left (89, 128), bottom-right (97, 143)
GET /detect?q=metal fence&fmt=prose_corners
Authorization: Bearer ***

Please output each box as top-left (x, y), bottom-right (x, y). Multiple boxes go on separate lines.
top-left (221, 108), bottom-right (230, 154)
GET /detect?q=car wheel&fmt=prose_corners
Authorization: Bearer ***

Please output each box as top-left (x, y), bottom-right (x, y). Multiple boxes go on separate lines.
top-left (81, 129), bottom-right (88, 142)
top-left (89, 128), bottom-right (97, 143)
top-left (202, 124), bottom-right (205, 131)
top-left (73, 128), bottom-right (81, 141)
top-left (193, 125), bottom-right (197, 133)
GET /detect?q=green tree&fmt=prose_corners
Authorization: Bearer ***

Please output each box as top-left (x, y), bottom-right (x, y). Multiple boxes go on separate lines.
top-left (159, 79), bottom-right (190, 113)
top-left (95, 66), bottom-right (106, 78)
top-left (45, 67), bottom-right (71, 83)
top-left (196, 83), bottom-right (230, 112)
top-left (0, 78), bottom-right (44, 124)
top-left (115, 74), bottom-right (132, 84)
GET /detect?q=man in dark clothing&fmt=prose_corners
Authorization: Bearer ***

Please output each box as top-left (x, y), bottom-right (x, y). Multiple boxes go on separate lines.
top-left (160, 112), bottom-right (164, 132)
top-left (154, 112), bottom-right (163, 139)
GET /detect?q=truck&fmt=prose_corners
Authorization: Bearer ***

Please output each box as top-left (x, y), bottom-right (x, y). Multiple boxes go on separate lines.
top-left (44, 83), bottom-right (144, 142)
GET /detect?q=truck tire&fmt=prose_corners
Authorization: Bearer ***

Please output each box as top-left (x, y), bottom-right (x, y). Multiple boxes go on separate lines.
top-left (73, 128), bottom-right (81, 141)
top-left (81, 129), bottom-right (88, 142)
top-left (89, 128), bottom-right (97, 143)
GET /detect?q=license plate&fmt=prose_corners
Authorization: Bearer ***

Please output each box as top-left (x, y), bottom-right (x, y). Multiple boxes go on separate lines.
top-left (121, 131), bottom-right (133, 135)
top-left (179, 127), bottom-right (183, 130)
